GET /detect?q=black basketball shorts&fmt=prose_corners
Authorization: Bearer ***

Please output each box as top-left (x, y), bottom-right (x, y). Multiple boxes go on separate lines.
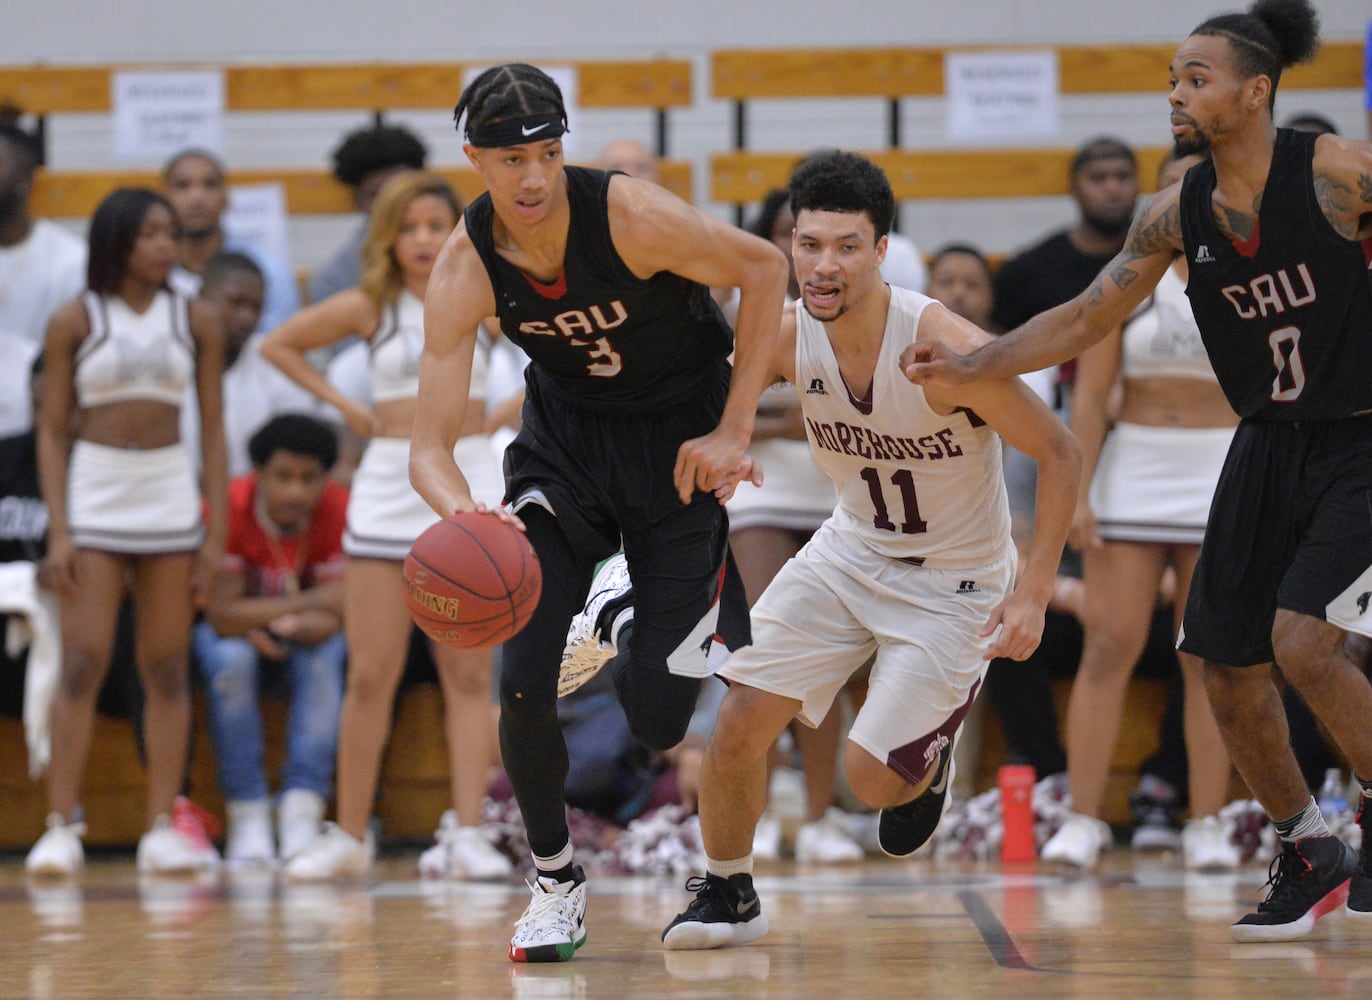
top-left (1179, 413), bottom-right (1372, 667)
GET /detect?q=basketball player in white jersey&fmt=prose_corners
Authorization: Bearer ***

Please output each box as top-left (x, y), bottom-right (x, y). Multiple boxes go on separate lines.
top-left (662, 150), bottom-right (1080, 950)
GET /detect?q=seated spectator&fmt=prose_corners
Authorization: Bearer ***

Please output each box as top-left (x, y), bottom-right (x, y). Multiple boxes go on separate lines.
top-left (307, 124), bottom-right (428, 305)
top-left (181, 252), bottom-right (331, 478)
top-left (1282, 112), bottom-right (1338, 136)
top-left (598, 137), bottom-right (660, 183)
top-left (0, 352), bottom-right (56, 770)
top-left (194, 414), bottom-right (349, 866)
top-left (162, 149), bottom-right (299, 334)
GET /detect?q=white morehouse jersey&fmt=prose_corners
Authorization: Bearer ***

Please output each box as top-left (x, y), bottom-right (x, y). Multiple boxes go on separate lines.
top-left (796, 286), bottom-right (1011, 568)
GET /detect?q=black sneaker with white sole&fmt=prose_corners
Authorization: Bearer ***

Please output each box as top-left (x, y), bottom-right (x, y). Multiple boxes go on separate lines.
top-left (1231, 835), bottom-right (1357, 942)
top-left (661, 873), bottom-right (769, 951)
top-left (878, 743), bottom-right (952, 858)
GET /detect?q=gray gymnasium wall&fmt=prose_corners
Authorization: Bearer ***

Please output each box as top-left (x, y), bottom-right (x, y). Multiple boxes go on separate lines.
top-left (6, 0), bottom-right (1366, 274)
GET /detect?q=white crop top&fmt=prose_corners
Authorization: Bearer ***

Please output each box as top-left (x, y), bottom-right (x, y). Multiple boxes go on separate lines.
top-left (74, 290), bottom-right (196, 408)
top-left (1120, 265), bottom-right (1217, 382)
top-left (368, 290), bottom-right (489, 402)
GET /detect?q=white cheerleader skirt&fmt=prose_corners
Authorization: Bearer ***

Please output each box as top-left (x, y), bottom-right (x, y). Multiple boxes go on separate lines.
top-left (344, 434), bottom-right (505, 561)
top-left (1089, 421), bottom-right (1235, 546)
top-left (726, 437), bottom-right (836, 534)
top-left (67, 440), bottom-right (203, 554)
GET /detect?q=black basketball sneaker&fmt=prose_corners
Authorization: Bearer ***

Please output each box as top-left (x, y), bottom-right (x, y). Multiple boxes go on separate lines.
top-left (1231, 835), bottom-right (1357, 942)
top-left (878, 743), bottom-right (952, 858)
top-left (661, 873), bottom-right (769, 951)
top-left (1348, 793), bottom-right (1372, 921)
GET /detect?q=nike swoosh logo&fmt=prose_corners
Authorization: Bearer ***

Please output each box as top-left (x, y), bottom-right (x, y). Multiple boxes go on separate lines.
top-left (522, 123), bottom-right (551, 136)
top-left (736, 899), bottom-right (755, 916)
top-left (929, 748), bottom-right (951, 795)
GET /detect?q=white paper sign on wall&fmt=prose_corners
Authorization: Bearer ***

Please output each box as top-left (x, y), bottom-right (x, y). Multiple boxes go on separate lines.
top-left (113, 70), bottom-right (225, 163)
top-left (944, 51), bottom-right (1060, 142)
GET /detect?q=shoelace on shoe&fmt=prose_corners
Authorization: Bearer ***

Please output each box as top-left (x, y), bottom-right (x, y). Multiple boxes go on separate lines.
top-left (515, 881), bottom-right (577, 931)
top-left (679, 875), bottom-right (734, 918)
top-left (1256, 846), bottom-right (1310, 914)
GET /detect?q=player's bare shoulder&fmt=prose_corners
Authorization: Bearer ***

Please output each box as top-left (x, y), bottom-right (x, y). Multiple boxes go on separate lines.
top-left (914, 298), bottom-right (992, 355)
top-left (1120, 184), bottom-right (1186, 263)
top-left (1310, 132), bottom-right (1372, 241)
top-left (428, 216), bottom-right (496, 321)
top-left (773, 301), bottom-right (800, 386)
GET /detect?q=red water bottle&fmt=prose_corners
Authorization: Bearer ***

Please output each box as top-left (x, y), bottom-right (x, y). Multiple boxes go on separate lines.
top-left (999, 764), bottom-right (1037, 863)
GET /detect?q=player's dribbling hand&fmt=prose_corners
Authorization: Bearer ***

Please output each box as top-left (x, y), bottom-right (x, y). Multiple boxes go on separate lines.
top-left (899, 339), bottom-right (975, 387)
top-left (674, 427), bottom-right (749, 505)
top-left (454, 500), bottom-right (526, 533)
top-left (981, 593), bottom-right (1045, 661)
top-left (712, 454), bottom-right (765, 505)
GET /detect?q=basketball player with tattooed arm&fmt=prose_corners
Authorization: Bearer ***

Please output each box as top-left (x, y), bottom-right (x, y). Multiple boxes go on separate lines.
top-left (408, 63), bottom-right (788, 962)
top-left (903, 0), bottom-right (1372, 943)
top-left (662, 150), bottom-right (1080, 950)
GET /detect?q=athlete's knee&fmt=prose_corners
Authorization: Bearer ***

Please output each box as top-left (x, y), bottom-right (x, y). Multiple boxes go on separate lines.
top-left (707, 686), bottom-right (790, 763)
top-left (1271, 614), bottom-right (1343, 687)
top-left (498, 670), bottom-right (557, 725)
top-left (625, 706), bottom-right (691, 753)
top-left (844, 745), bottom-right (909, 810)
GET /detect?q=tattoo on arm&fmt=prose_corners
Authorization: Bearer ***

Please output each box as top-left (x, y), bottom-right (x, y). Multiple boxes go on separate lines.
top-left (1313, 169), bottom-right (1360, 239)
top-left (1359, 172), bottom-right (1372, 206)
top-left (1123, 197), bottom-right (1184, 259)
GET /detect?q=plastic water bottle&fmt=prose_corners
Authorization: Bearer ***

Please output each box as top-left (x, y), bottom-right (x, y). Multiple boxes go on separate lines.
top-left (1317, 767), bottom-right (1348, 819)
top-left (998, 764), bottom-right (1037, 863)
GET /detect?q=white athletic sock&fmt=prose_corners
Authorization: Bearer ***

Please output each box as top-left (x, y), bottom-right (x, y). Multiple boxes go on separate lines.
top-left (532, 842), bottom-right (574, 877)
top-left (1274, 797), bottom-right (1331, 843)
top-left (706, 853), bottom-right (753, 879)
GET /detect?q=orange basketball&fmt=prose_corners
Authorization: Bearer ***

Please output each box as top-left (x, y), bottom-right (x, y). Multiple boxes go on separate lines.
top-left (402, 513), bottom-right (542, 648)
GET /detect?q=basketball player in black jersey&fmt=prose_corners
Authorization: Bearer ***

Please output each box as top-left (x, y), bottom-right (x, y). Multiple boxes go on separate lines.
top-left (409, 64), bottom-right (788, 962)
top-left (905, 0), bottom-right (1372, 943)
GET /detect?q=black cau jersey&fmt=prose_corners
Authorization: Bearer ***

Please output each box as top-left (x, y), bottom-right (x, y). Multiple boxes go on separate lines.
top-left (465, 165), bottom-right (732, 415)
top-left (1179, 128), bottom-right (1372, 421)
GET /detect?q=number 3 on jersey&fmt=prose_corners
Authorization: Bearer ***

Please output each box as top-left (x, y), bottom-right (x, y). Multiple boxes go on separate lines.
top-left (574, 336), bottom-right (623, 378)
top-left (860, 466), bottom-right (927, 535)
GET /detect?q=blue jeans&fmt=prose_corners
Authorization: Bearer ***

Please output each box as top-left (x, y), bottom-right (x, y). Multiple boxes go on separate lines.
top-left (193, 622), bottom-right (346, 802)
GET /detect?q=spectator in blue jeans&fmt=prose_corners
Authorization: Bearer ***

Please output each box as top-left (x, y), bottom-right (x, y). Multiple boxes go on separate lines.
top-left (194, 414), bottom-right (349, 867)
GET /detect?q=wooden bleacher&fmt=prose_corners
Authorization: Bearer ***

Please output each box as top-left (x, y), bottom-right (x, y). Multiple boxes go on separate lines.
top-left (0, 59), bottom-right (695, 217)
top-left (709, 40), bottom-right (1364, 207)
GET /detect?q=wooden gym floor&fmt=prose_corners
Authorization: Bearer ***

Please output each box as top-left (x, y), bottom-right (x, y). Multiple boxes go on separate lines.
top-left (2, 852), bottom-right (1370, 999)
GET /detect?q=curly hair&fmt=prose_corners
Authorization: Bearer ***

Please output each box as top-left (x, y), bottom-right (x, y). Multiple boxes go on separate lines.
top-left (788, 150), bottom-right (894, 240)
top-left (330, 125), bottom-right (428, 188)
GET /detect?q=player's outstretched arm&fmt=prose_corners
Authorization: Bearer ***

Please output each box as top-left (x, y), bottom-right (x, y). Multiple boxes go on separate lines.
top-left (901, 187), bottom-right (1184, 388)
top-left (607, 176), bottom-right (790, 502)
top-left (410, 228), bottom-right (508, 523)
top-left (920, 306), bottom-right (1082, 662)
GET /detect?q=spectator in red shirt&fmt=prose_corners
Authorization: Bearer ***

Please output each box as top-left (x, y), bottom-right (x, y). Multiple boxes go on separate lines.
top-left (193, 414), bottom-right (348, 867)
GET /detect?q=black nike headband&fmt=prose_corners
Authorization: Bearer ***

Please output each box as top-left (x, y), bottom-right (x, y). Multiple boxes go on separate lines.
top-left (466, 113), bottom-right (568, 148)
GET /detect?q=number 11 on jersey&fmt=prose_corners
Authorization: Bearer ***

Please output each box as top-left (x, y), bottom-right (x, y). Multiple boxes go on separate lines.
top-left (860, 466), bottom-right (927, 534)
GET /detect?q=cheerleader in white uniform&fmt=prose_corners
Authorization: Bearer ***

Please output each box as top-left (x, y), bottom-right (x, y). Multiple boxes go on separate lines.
top-left (1041, 152), bottom-right (1241, 871)
top-left (262, 172), bottom-right (511, 882)
top-left (29, 188), bottom-right (228, 876)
